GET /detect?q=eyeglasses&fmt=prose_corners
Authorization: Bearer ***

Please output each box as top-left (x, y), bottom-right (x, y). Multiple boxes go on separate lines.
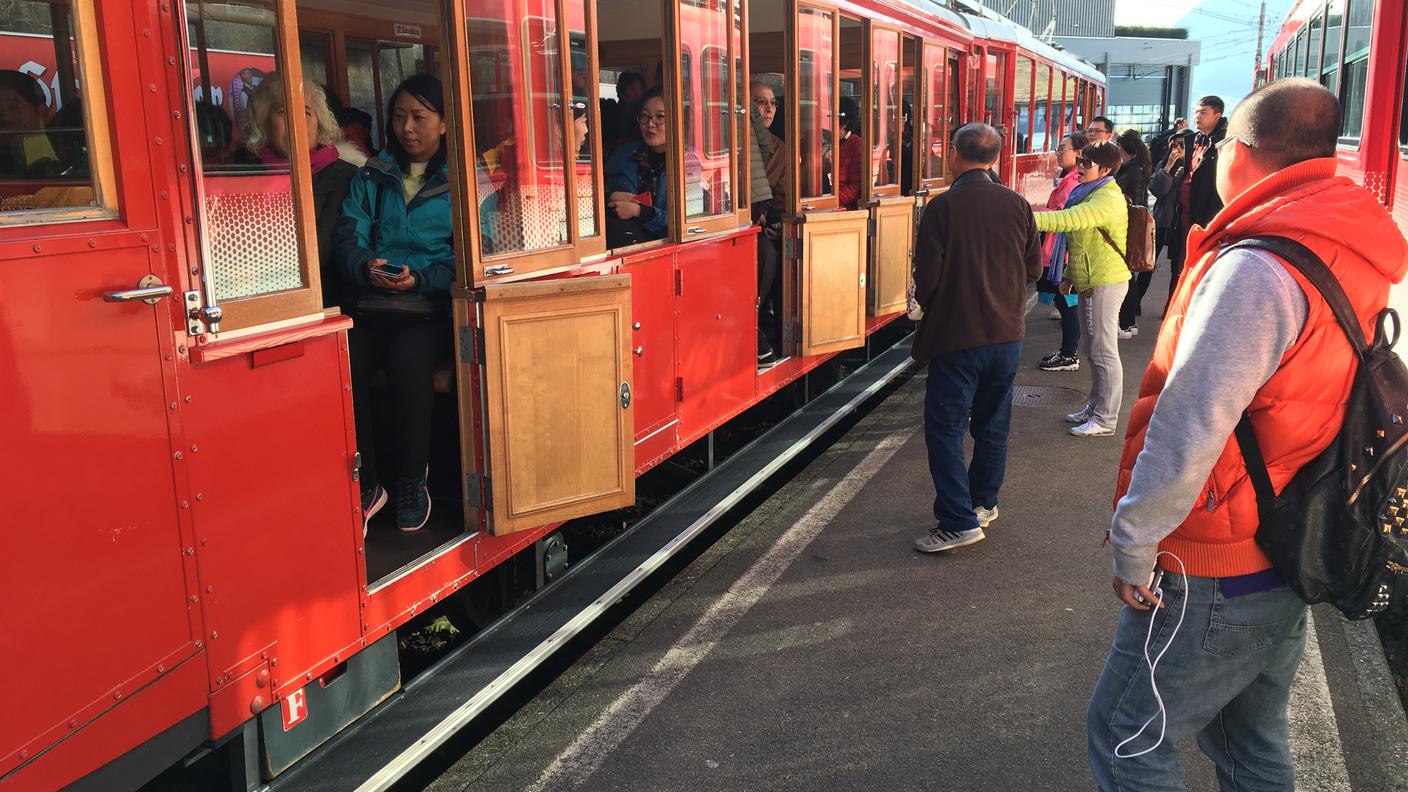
top-left (1085, 127), bottom-right (1108, 136)
top-left (1216, 134), bottom-right (1251, 151)
top-left (1076, 157), bottom-right (1095, 168)
top-left (637, 113), bottom-right (668, 127)
top-left (753, 98), bottom-right (778, 108)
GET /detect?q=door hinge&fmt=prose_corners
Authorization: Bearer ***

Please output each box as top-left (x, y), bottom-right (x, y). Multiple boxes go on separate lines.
top-left (675, 376), bottom-right (685, 402)
top-left (782, 321), bottom-right (798, 347)
top-left (783, 236), bottom-right (800, 262)
top-left (867, 217), bottom-right (876, 238)
top-left (458, 325), bottom-right (484, 364)
top-left (467, 473), bottom-right (492, 510)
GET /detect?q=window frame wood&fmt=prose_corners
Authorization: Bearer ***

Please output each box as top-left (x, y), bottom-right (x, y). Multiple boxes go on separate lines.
top-left (865, 22), bottom-right (903, 201)
top-left (451, 0), bottom-right (603, 285)
top-left (916, 38), bottom-right (948, 191)
top-left (666, 0), bottom-right (744, 241)
top-left (732, 0), bottom-right (751, 228)
top-left (0, 0), bottom-right (118, 228)
top-left (180, 0), bottom-right (325, 335)
top-left (786, 0), bottom-right (840, 214)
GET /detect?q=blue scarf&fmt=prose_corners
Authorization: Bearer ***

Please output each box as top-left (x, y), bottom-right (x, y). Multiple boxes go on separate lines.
top-left (1044, 175), bottom-right (1113, 284)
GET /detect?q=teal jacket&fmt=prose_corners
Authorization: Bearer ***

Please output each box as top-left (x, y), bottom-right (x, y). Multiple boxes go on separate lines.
top-left (1034, 179), bottom-right (1130, 292)
top-left (335, 150), bottom-right (455, 300)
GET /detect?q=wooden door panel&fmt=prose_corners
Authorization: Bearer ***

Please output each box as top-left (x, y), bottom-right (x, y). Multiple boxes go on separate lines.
top-left (481, 276), bottom-right (635, 535)
top-left (800, 212), bottom-right (867, 355)
top-left (870, 198), bottom-right (913, 316)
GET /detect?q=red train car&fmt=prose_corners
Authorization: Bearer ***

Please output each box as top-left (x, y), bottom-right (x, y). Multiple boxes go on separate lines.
top-left (0, 0), bottom-right (1100, 789)
top-left (1263, 0), bottom-right (1408, 318)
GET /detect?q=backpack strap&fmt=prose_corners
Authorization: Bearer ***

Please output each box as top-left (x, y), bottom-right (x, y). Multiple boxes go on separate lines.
top-left (1234, 412), bottom-right (1277, 525)
top-left (1225, 235), bottom-right (1366, 523)
top-left (1224, 236), bottom-right (1369, 361)
top-left (1097, 226), bottom-right (1125, 260)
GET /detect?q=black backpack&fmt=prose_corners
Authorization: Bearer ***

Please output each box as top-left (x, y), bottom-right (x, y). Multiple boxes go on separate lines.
top-left (1228, 236), bottom-right (1408, 619)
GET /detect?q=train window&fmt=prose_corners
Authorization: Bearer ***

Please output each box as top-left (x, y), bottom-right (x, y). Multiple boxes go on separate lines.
top-left (1307, 9), bottom-right (1324, 78)
top-left (467, 0), bottom-right (572, 257)
top-left (1323, 0), bottom-right (1343, 93)
top-left (733, 0), bottom-right (747, 217)
top-left (982, 52), bottom-right (1000, 127)
top-left (300, 32), bottom-right (330, 86)
top-left (346, 39), bottom-right (381, 146)
top-left (567, 0), bottom-right (601, 241)
top-left (796, 5), bottom-right (835, 207)
top-left (870, 26), bottom-right (901, 195)
top-left (920, 42), bottom-right (946, 186)
top-left (900, 35), bottom-right (916, 194)
top-left (182, 0), bottom-right (326, 325)
top-left (1340, 0), bottom-right (1373, 141)
top-left (1014, 56), bottom-right (1032, 154)
top-left (1064, 75), bottom-right (1077, 136)
top-left (836, 15), bottom-right (861, 209)
top-left (1033, 63), bottom-right (1051, 152)
top-left (0, 0), bottom-right (114, 223)
top-left (1294, 29), bottom-right (1307, 77)
top-left (679, 0), bottom-right (735, 225)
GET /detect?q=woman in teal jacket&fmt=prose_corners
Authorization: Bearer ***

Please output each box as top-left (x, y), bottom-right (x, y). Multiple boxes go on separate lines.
top-left (335, 73), bottom-right (452, 535)
top-left (1035, 141), bottom-right (1130, 438)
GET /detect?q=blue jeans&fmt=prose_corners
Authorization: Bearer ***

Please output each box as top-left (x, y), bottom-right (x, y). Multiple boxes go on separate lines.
top-left (1087, 574), bottom-right (1307, 792)
top-left (922, 342), bottom-right (1019, 529)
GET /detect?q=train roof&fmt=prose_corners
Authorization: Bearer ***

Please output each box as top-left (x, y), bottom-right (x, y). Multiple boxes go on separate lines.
top-left (945, 1), bottom-right (1107, 84)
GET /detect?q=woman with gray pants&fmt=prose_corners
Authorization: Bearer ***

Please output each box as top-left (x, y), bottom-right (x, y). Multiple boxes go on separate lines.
top-left (1034, 141), bottom-right (1132, 437)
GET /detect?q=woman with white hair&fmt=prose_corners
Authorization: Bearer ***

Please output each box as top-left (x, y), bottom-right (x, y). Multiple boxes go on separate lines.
top-left (242, 75), bottom-right (366, 309)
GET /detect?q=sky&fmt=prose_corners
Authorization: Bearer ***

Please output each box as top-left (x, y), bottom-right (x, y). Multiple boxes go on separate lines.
top-left (1114, 0), bottom-right (1299, 111)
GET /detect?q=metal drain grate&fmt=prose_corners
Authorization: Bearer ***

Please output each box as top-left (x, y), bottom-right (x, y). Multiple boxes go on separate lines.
top-left (1011, 384), bottom-right (1086, 408)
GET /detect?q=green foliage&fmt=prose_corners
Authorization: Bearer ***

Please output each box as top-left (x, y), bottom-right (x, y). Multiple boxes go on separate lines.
top-left (1114, 25), bottom-right (1190, 40)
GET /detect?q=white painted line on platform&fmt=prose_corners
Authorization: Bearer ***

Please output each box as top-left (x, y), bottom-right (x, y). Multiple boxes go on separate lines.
top-left (526, 431), bottom-right (910, 792)
top-left (1290, 610), bottom-right (1352, 792)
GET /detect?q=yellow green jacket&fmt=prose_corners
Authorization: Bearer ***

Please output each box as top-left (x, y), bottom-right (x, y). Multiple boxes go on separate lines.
top-left (1034, 180), bottom-right (1131, 292)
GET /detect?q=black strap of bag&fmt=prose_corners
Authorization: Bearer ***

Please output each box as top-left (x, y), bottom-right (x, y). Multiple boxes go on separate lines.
top-left (1227, 236), bottom-right (1369, 516)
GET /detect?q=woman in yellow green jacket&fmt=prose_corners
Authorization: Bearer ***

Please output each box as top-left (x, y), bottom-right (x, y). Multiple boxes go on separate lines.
top-left (1035, 141), bottom-right (1130, 438)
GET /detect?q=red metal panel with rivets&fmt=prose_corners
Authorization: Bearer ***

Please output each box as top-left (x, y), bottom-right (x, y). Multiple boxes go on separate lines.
top-left (619, 249), bottom-right (680, 473)
top-left (0, 0), bottom-right (208, 785)
top-left (675, 234), bottom-right (759, 446)
top-left (177, 327), bottom-right (363, 737)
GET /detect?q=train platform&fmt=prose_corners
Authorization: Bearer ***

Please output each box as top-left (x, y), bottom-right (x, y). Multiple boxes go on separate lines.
top-left (420, 276), bottom-right (1408, 792)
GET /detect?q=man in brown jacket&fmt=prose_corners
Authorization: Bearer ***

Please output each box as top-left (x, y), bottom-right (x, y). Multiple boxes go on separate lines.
top-left (911, 122), bottom-right (1043, 553)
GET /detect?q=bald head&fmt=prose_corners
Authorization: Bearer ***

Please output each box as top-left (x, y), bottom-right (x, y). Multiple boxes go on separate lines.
top-left (952, 122), bottom-right (1002, 168)
top-left (1231, 78), bottom-right (1340, 170)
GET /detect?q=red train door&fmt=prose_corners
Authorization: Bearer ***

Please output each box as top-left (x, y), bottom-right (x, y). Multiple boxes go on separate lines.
top-left (2, 0), bottom-right (198, 778)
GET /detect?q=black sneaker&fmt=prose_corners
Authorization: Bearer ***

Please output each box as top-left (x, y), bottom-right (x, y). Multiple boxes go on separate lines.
top-left (396, 468), bottom-right (431, 532)
top-left (361, 484), bottom-right (387, 538)
top-left (757, 328), bottom-right (775, 363)
top-left (1039, 352), bottom-right (1079, 372)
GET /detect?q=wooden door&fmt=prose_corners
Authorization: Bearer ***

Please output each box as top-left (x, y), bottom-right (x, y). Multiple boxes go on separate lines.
top-left (478, 276), bottom-right (635, 535)
top-left (869, 197), bottom-right (913, 316)
top-left (796, 212), bottom-right (867, 354)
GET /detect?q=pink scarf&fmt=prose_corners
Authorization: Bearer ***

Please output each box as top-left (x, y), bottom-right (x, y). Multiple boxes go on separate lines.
top-left (260, 144), bottom-right (340, 174)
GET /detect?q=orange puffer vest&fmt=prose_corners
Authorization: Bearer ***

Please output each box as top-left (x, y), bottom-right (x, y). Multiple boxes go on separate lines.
top-left (1115, 158), bottom-right (1408, 577)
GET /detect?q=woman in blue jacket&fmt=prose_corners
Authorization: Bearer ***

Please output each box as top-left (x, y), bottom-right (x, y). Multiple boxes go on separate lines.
top-left (335, 73), bottom-right (453, 535)
top-left (604, 88), bottom-right (670, 246)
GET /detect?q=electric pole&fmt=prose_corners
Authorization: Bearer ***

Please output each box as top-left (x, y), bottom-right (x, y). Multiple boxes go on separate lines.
top-left (1253, 0), bottom-right (1267, 78)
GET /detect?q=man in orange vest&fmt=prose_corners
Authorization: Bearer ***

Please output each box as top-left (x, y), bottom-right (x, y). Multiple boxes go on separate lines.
top-left (1087, 79), bottom-right (1408, 789)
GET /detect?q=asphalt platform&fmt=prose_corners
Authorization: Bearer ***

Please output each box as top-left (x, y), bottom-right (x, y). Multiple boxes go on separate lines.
top-left (420, 268), bottom-right (1408, 792)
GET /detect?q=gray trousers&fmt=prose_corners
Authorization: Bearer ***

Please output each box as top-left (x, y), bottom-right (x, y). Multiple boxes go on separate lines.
top-left (1079, 281), bottom-right (1129, 429)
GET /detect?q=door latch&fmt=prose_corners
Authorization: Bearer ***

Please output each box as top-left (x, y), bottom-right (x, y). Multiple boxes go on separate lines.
top-left (184, 290), bottom-right (222, 335)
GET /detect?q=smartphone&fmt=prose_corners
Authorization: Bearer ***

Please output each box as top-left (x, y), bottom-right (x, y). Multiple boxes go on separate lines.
top-left (372, 262), bottom-right (405, 278)
top-left (1134, 570), bottom-right (1166, 606)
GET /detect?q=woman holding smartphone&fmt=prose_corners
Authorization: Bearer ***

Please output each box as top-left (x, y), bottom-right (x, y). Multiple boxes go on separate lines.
top-left (335, 73), bottom-right (454, 535)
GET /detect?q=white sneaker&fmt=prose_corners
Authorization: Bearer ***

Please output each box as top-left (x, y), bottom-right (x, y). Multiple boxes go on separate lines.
top-left (974, 506), bottom-right (998, 528)
top-left (1065, 406), bottom-right (1093, 425)
top-left (1117, 326), bottom-right (1138, 340)
top-left (914, 526), bottom-right (986, 553)
top-left (1070, 419), bottom-right (1116, 438)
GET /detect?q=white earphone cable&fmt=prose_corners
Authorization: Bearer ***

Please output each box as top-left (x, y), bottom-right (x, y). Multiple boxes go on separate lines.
top-left (1114, 550), bottom-right (1188, 759)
